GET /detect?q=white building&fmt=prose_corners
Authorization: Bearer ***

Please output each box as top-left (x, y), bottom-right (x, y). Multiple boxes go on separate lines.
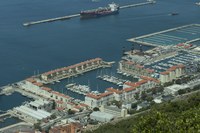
top-left (101, 105), bottom-right (127, 118)
top-left (85, 92), bottom-right (114, 107)
top-left (106, 88), bottom-right (124, 101)
top-left (160, 65), bottom-right (185, 83)
top-left (14, 105), bottom-right (52, 124)
top-left (164, 84), bottom-right (189, 95)
top-left (29, 99), bottom-right (53, 111)
top-left (90, 111), bottom-right (114, 122)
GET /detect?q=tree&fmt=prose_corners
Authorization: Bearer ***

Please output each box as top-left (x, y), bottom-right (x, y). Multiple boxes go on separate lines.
top-left (146, 95), bottom-right (153, 102)
top-left (110, 100), bottom-right (122, 108)
top-left (131, 102), bottom-right (137, 109)
top-left (178, 89), bottom-right (186, 95)
top-left (134, 92), bottom-right (139, 100)
top-left (52, 100), bottom-right (56, 110)
top-left (34, 122), bottom-right (41, 131)
top-left (93, 107), bottom-right (100, 111)
top-left (85, 92), bottom-right (200, 133)
top-left (141, 91), bottom-right (147, 100)
top-left (68, 109), bottom-right (75, 115)
top-left (51, 114), bottom-right (56, 119)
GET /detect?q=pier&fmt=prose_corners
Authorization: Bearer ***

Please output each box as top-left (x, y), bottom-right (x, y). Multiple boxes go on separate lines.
top-left (0, 112), bottom-right (9, 118)
top-left (23, 14), bottom-right (80, 27)
top-left (23, 1), bottom-right (156, 27)
top-left (0, 122), bottom-right (33, 132)
top-left (0, 85), bottom-right (15, 96)
top-left (128, 24), bottom-right (200, 47)
top-left (120, 1), bottom-right (155, 9)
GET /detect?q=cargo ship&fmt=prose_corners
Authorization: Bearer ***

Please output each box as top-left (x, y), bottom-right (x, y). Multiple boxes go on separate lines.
top-left (80, 3), bottom-right (119, 18)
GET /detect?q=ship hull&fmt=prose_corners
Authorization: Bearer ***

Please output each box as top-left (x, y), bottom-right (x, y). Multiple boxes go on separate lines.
top-left (80, 10), bottom-right (119, 19)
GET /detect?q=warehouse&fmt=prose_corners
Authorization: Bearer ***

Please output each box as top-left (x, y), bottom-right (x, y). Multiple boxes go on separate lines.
top-left (14, 105), bottom-right (52, 123)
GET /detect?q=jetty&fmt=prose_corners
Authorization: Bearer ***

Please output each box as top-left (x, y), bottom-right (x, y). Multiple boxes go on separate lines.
top-left (0, 122), bottom-right (33, 132)
top-left (128, 24), bottom-right (200, 47)
top-left (120, 0), bottom-right (155, 9)
top-left (23, 1), bottom-right (156, 27)
top-left (23, 14), bottom-right (80, 27)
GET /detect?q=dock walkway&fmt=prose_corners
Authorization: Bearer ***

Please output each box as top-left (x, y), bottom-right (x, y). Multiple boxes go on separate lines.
top-left (0, 122), bottom-right (32, 132)
top-left (23, 14), bottom-right (80, 27)
top-left (0, 112), bottom-right (9, 118)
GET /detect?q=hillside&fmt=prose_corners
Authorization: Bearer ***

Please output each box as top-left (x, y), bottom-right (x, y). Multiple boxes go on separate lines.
top-left (85, 92), bottom-right (200, 133)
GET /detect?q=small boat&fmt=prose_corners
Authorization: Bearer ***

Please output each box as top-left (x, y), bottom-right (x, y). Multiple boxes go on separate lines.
top-left (170, 12), bottom-right (179, 16)
top-left (196, 2), bottom-right (200, 6)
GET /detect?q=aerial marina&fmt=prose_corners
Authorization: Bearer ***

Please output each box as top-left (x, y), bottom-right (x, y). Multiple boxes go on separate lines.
top-left (1, 0), bottom-right (200, 132)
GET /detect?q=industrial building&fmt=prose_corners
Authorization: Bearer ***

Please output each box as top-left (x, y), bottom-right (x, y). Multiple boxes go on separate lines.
top-left (164, 84), bottom-right (189, 95)
top-left (90, 111), bottom-right (114, 122)
top-left (13, 105), bottom-right (52, 123)
top-left (29, 99), bottom-right (53, 111)
top-left (101, 105), bottom-right (127, 118)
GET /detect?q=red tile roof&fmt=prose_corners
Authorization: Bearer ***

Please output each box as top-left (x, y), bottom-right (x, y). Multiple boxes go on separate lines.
top-left (33, 82), bottom-right (43, 87)
top-left (146, 68), bottom-right (154, 73)
top-left (86, 93), bottom-right (101, 100)
top-left (167, 66), bottom-right (177, 71)
top-left (56, 100), bottom-right (64, 104)
top-left (74, 105), bottom-right (81, 109)
top-left (100, 91), bottom-right (113, 97)
top-left (135, 79), bottom-right (148, 86)
top-left (67, 102), bottom-right (75, 105)
top-left (56, 107), bottom-right (65, 111)
top-left (136, 64), bottom-right (144, 69)
top-left (177, 64), bottom-right (185, 68)
top-left (26, 78), bottom-right (36, 83)
top-left (125, 61), bottom-right (134, 65)
top-left (106, 88), bottom-right (123, 94)
top-left (79, 103), bottom-right (88, 107)
top-left (42, 58), bottom-right (102, 76)
top-left (123, 87), bottom-right (136, 92)
top-left (160, 71), bottom-right (170, 75)
top-left (124, 82), bottom-right (139, 88)
top-left (177, 43), bottom-right (184, 46)
top-left (140, 76), bottom-right (160, 83)
top-left (52, 91), bottom-right (70, 99)
top-left (41, 87), bottom-right (52, 92)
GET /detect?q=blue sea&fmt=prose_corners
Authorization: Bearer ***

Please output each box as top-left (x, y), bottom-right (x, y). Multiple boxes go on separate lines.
top-left (0, 0), bottom-right (199, 127)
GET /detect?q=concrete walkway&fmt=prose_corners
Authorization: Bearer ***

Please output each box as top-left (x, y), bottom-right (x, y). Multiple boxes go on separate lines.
top-left (0, 122), bottom-right (33, 132)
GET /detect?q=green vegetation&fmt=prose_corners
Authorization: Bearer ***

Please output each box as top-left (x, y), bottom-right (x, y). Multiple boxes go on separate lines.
top-left (108, 100), bottom-right (122, 108)
top-left (93, 107), bottom-right (100, 111)
top-left (34, 121), bottom-right (41, 131)
top-left (68, 109), bottom-right (75, 115)
top-left (52, 100), bottom-right (56, 109)
top-left (85, 92), bottom-right (200, 133)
